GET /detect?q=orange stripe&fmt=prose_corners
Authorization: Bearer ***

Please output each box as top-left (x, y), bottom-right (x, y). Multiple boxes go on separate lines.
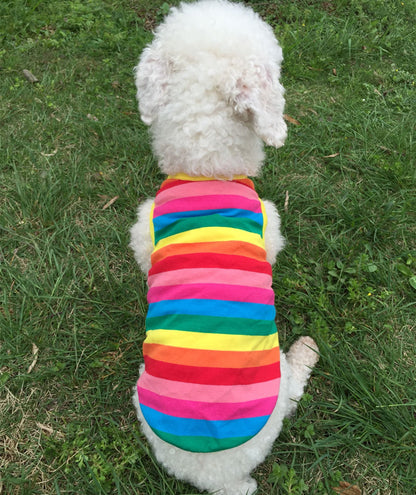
top-left (143, 343), bottom-right (279, 369)
top-left (151, 240), bottom-right (267, 265)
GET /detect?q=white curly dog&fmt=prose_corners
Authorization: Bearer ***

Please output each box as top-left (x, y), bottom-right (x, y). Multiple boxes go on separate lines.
top-left (129, 2), bottom-right (319, 494)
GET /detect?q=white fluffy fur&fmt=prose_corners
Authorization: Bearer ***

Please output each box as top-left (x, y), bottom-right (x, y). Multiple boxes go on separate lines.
top-left (130, 198), bottom-right (154, 274)
top-left (134, 0), bottom-right (287, 179)
top-left (129, 1), bottom-right (319, 494)
top-left (133, 338), bottom-right (318, 495)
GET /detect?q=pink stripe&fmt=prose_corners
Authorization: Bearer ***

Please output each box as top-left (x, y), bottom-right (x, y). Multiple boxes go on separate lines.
top-left (138, 386), bottom-right (277, 421)
top-left (154, 195), bottom-right (262, 217)
top-left (148, 283), bottom-right (274, 305)
top-left (138, 372), bottom-right (280, 403)
top-left (155, 181), bottom-right (258, 207)
top-left (148, 268), bottom-right (272, 290)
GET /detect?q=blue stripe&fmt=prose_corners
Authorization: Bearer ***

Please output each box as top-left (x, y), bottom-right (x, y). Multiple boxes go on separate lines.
top-left (153, 209), bottom-right (263, 233)
top-left (147, 299), bottom-right (276, 321)
top-left (140, 404), bottom-right (269, 439)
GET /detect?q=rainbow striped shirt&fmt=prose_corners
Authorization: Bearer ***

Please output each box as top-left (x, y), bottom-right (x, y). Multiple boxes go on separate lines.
top-left (137, 174), bottom-right (280, 453)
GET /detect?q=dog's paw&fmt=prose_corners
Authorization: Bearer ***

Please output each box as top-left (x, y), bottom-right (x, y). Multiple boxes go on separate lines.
top-left (239, 478), bottom-right (257, 495)
top-left (229, 477), bottom-right (257, 495)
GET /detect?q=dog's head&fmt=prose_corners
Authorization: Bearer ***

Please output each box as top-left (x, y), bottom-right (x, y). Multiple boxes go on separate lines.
top-left (134, 0), bottom-right (287, 175)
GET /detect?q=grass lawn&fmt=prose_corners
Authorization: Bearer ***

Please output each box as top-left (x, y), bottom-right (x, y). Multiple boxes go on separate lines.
top-left (1, 0), bottom-right (415, 493)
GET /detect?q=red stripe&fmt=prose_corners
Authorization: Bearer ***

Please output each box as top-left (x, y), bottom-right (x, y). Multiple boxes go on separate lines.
top-left (145, 356), bottom-right (281, 385)
top-left (149, 253), bottom-right (272, 277)
top-left (157, 178), bottom-right (255, 194)
top-left (157, 179), bottom-right (184, 193)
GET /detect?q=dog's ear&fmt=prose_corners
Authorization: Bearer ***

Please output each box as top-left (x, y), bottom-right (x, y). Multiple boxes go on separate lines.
top-left (134, 47), bottom-right (170, 125)
top-left (230, 63), bottom-right (287, 148)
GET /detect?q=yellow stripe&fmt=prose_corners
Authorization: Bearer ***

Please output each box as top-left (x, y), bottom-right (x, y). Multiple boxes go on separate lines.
top-left (144, 329), bottom-right (279, 352)
top-left (149, 202), bottom-right (156, 246)
top-left (260, 199), bottom-right (267, 239)
top-left (169, 174), bottom-right (247, 181)
top-left (154, 227), bottom-right (263, 251)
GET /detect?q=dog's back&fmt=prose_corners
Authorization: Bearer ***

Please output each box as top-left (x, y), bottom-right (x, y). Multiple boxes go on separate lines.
top-left (136, 174), bottom-right (281, 453)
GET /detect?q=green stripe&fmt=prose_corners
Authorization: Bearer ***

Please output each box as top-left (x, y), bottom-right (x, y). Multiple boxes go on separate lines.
top-left (154, 214), bottom-right (262, 243)
top-left (146, 314), bottom-right (276, 336)
top-left (152, 428), bottom-right (252, 452)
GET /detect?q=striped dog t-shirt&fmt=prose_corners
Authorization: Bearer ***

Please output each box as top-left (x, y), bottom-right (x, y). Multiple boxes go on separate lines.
top-left (137, 174), bottom-right (281, 453)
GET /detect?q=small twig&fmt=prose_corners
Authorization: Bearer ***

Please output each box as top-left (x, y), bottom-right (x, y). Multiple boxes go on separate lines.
top-left (10, 248), bottom-right (19, 263)
top-left (102, 196), bottom-right (119, 210)
top-left (41, 148), bottom-right (58, 157)
top-left (27, 343), bottom-right (39, 373)
top-left (283, 114), bottom-right (301, 126)
top-left (36, 422), bottom-right (65, 439)
top-left (284, 190), bottom-right (289, 212)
